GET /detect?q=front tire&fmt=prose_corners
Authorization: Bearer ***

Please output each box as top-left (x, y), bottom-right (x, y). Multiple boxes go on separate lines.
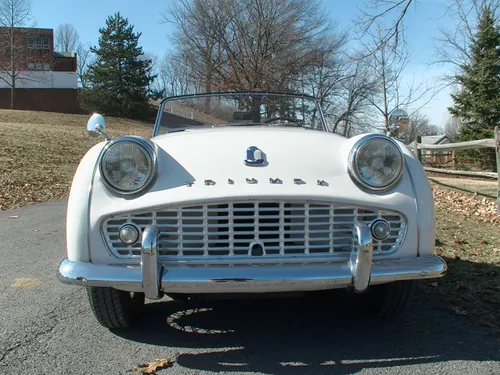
top-left (86, 286), bottom-right (145, 329)
top-left (355, 280), bottom-right (414, 319)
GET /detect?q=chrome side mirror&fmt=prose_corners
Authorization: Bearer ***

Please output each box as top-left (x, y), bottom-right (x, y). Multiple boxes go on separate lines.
top-left (387, 108), bottom-right (409, 137)
top-left (87, 113), bottom-right (110, 141)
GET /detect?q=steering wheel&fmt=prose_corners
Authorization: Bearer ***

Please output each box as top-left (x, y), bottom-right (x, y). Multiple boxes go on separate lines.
top-left (263, 116), bottom-right (298, 124)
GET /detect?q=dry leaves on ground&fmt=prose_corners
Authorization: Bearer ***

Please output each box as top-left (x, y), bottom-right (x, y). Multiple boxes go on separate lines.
top-left (432, 185), bottom-right (499, 223)
top-left (131, 359), bottom-right (174, 374)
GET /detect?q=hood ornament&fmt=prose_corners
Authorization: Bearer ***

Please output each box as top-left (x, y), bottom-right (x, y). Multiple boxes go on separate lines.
top-left (244, 146), bottom-right (267, 166)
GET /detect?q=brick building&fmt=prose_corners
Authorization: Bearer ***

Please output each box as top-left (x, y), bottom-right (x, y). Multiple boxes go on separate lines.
top-left (0, 27), bottom-right (83, 113)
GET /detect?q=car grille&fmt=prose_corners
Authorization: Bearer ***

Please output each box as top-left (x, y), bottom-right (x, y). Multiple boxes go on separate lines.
top-left (102, 201), bottom-right (406, 262)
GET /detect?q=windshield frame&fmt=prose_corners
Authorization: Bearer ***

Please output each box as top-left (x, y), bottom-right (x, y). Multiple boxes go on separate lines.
top-left (152, 91), bottom-right (328, 137)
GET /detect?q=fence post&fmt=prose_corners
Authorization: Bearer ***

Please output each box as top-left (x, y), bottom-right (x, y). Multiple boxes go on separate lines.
top-left (416, 135), bottom-right (422, 164)
top-left (495, 126), bottom-right (499, 214)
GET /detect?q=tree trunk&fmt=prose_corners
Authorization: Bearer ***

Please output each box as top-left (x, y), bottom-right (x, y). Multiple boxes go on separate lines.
top-left (10, 84), bottom-right (15, 109)
top-left (10, 27), bottom-right (15, 109)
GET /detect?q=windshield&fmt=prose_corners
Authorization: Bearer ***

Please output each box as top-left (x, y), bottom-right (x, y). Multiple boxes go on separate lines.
top-left (154, 92), bottom-right (327, 135)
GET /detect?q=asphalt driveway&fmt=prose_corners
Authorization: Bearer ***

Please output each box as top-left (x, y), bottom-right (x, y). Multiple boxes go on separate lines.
top-left (0, 200), bottom-right (499, 374)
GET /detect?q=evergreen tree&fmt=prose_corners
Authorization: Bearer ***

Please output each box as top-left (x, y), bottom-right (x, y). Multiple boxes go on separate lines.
top-left (448, 5), bottom-right (500, 170)
top-left (80, 12), bottom-right (156, 119)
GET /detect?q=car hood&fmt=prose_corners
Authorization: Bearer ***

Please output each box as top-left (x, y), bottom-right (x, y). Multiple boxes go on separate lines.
top-left (82, 126), bottom-right (432, 264)
top-left (151, 126), bottom-right (352, 184)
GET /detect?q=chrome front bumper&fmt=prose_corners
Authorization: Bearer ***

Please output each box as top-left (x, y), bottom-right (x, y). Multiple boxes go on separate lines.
top-left (58, 224), bottom-right (447, 299)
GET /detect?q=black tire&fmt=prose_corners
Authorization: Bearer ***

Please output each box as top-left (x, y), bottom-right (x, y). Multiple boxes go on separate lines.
top-left (355, 280), bottom-right (414, 319)
top-left (86, 286), bottom-right (145, 329)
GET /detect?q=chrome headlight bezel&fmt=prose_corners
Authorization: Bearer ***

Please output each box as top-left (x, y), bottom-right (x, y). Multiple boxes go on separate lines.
top-left (99, 136), bottom-right (157, 196)
top-left (348, 134), bottom-right (404, 192)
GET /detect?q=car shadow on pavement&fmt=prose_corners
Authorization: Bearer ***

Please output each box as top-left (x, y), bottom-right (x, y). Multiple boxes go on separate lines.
top-left (113, 289), bottom-right (499, 374)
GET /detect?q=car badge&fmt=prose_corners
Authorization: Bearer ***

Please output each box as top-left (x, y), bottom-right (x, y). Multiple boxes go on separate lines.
top-left (244, 146), bottom-right (266, 166)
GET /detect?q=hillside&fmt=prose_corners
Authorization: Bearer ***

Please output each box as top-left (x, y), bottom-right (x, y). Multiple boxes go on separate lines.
top-left (0, 110), bottom-right (152, 211)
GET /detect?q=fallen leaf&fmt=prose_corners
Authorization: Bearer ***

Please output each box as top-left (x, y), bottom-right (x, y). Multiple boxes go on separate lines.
top-left (8, 215), bottom-right (18, 219)
top-left (132, 359), bottom-right (174, 374)
top-left (452, 306), bottom-right (468, 316)
top-left (11, 278), bottom-right (41, 288)
top-left (480, 240), bottom-right (488, 245)
top-left (430, 282), bottom-right (439, 288)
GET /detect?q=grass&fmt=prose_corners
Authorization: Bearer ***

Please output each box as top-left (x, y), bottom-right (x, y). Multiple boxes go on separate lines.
top-left (428, 176), bottom-right (498, 198)
top-left (1, 109), bottom-right (499, 334)
top-left (421, 202), bottom-right (500, 335)
top-left (0, 109), bottom-right (151, 210)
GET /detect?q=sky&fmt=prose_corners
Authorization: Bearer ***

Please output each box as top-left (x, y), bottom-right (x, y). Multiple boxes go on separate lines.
top-left (31, 0), bottom-right (461, 128)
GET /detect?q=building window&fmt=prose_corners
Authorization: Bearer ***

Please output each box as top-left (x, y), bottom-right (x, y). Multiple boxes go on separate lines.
top-left (44, 63), bottom-right (50, 71)
top-left (36, 63), bottom-right (43, 71)
top-left (43, 37), bottom-right (49, 49)
top-left (35, 37), bottom-right (42, 49)
top-left (28, 63), bottom-right (35, 71)
top-left (27, 37), bottom-right (34, 48)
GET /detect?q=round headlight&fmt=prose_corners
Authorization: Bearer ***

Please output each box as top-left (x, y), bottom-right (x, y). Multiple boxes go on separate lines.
top-left (100, 137), bottom-right (156, 194)
top-left (348, 135), bottom-right (403, 191)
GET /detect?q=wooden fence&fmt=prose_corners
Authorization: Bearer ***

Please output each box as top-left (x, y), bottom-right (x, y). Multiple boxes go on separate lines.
top-left (408, 126), bottom-right (500, 214)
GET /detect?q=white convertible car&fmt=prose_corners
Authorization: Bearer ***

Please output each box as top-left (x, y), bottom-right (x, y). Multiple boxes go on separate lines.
top-left (58, 92), bottom-right (446, 329)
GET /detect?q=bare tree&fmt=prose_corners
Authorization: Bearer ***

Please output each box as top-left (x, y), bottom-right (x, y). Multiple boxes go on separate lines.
top-left (358, 0), bottom-right (499, 86)
top-left (361, 24), bottom-right (436, 131)
top-left (163, 0), bottom-right (335, 96)
top-left (296, 33), bottom-right (348, 116)
top-left (434, 0), bottom-right (499, 84)
top-left (76, 43), bottom-right (92, 88)
top-left (398, 111), bottom-right (439, 143)
top-left (444, 115), bottom-right (462, 140)
top-left (357, 0), bottom-right (414, 51)
top-left (333, 58), bottom-right (380, 136)
top-left (0, 0), bottom-right (34, 108)
top-left (54, 23), bottom-right (79, 52)
top-left (152, 53), bottom-right (196, 97)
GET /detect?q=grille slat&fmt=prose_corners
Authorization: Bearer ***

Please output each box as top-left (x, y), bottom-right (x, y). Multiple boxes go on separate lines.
top-left (103, 201), bottom-right (406, 262)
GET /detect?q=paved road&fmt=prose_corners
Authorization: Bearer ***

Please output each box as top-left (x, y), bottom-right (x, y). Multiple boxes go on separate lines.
top-left (0, 200), bottom-right (499, 375)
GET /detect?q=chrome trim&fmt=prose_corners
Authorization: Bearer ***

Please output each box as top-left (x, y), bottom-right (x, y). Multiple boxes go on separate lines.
top-left (249, 240), bottom-right (265, 256)
top-left (349, 222), bottom-right (373, 291)
top-left (87, 113), bottom-right (111, 141)
top-left (57, 255), bottom-right (447, 294)
top-left (99, 136), bottom-right (158, 197)
top-left (101, 200), bottom-right (407, 260)
top-left (89, 124), bottom-right (110, 141)
top-left (153, 91), bottom-right (328, 137)
top-left (405, 159), bottom-right (420, 256)
top-left (347, 134), bottom-right (404, 192)
top-left (141, 225), bottom-right (162, 300)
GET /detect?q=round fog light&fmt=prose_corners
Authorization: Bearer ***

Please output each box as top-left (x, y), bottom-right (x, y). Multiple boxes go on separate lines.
top-left (119, 224), bottom-right (140, 244)
top-left (371, 219), bottom-right (391, 240)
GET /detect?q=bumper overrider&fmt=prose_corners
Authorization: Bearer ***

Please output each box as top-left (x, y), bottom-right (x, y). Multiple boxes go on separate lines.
top-left (57, 223), bottom-right (447, 298)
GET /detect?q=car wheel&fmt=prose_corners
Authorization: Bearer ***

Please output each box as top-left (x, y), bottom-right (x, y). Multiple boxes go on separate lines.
top-left (86, 286), bottom-right (145, 329)
top-left (355, 280), bottom-right (414, 319)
